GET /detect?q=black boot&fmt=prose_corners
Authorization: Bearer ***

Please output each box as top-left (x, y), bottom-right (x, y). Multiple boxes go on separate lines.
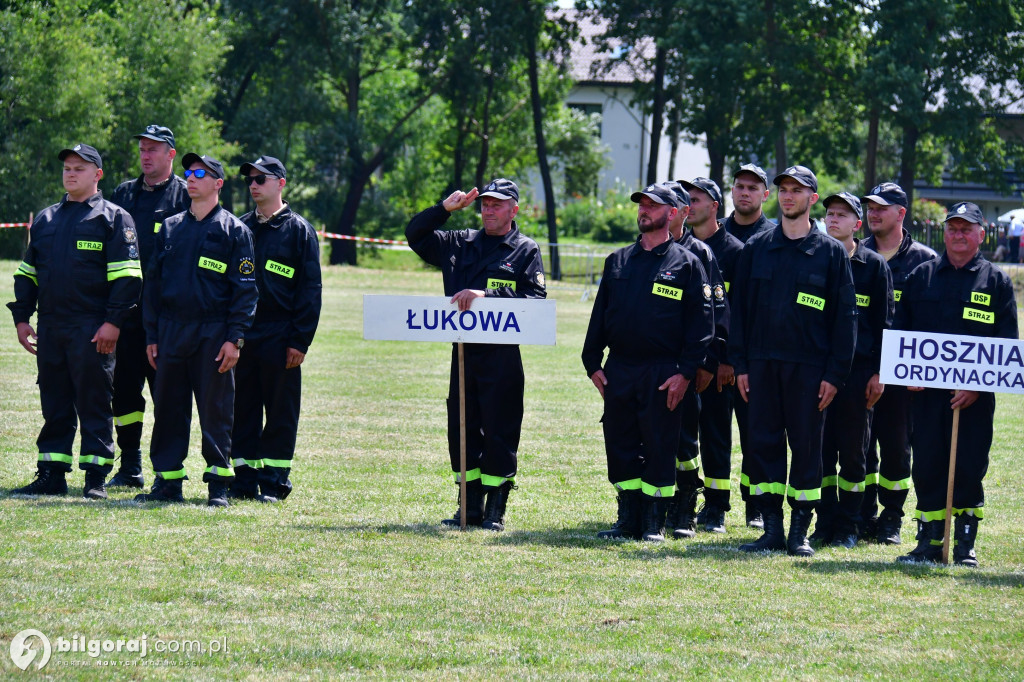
top-left (739, 510), bottom-right (786, 553)
top-left (953, 516), bottom-right (979, 567)
top-left (876, 510), bottom-right (903, 545)
top-left (641, 495), bottom-right (670, 542)
top-left (809, 508), bottom-right (835, 545)
top-left (745, 500), bottom-right (764, 529)
top-left (787, 508), bottom-right (815, 557)
top-left (83, 469), bottom-right (108, 500)
top-left (106, 450), bottom-right (144, 489)
top-left (670, 486), bottom-right (698, 539)
top-left (701, 504), bottom-right (727, 533)
top-left (12, 466), bottom-right (68, 496)
top-left (208, 481), bottom-right (229, 508)
top-left (481, 481), bottom-right (514, 532)
top-left (134, 477), bottom-right (184, 503)
top-left (441, 479), bottom-right (485, 527)
top-left (896, 520), bottom-right (943, 563)
top-left (228, 468), bottom-right (260, 500)
top-left (829, 521), bottom-right (859, 549)
top-left (597, 490), bottom-right (642, 540)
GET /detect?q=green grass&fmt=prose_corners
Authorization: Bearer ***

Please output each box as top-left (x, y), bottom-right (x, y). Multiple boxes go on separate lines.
top-left (1, 259), bottom-right (1023, 680)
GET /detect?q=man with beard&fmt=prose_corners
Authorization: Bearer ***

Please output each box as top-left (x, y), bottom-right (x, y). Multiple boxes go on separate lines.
top-left (860, 182), bottom-right (938, 544)
top-left (720, 163), bottom-right (773, 528)
top-left (583, 183), bottom-right (714, 542)
top-left (729, 166), bottom-right (857, 557)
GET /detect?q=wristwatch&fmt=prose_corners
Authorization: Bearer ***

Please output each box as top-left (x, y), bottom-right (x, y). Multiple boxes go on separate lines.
top-left (232, 338), bottom-right (245, 350)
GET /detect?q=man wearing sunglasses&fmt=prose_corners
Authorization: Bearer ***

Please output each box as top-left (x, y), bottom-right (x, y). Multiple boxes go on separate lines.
top-left (136, 154), bottom-right (258, 507)
top-left (106, 124), bottom-right (191, 490)
top-left (8, 144), bottom-right (142, 499)
top-left (229, 156), bottom-right (322, 503)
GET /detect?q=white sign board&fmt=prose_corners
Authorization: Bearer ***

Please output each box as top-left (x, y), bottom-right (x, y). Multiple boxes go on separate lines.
top-left (880, 329), bottom-right (1024, 394)
top-left (363, 295), bottom-right (557, 346)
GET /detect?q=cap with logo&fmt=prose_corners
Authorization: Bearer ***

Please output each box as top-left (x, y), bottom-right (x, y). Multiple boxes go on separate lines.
top-left (181, 153), bottom-right (225, 180)
top-left (240, 155), bottom-right (287, 178)
top-left (944, 202), bottom-right (984, 225)
top-left (479, 178), bottom-right (519, 202)
top-left (822, 192), bottom-right (863, 219)
top-left (680, 177), bottom-right (722, 205)
top-left (861, 182), bottom-right (908, 208)
top-left (664, 181), bottom-right (690, 207)
top-left (630, 183), bottom-right (679, 208)
top-left (133, 124), bottom-right (176, 149)
top-left (735, 163), bottom-right (768, 187)
top-left (772, 165), bottom-right (818, 192)
top-left (58, 143), bottom-right (103, 169)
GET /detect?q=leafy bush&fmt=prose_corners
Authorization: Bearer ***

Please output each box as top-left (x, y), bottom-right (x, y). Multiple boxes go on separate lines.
top-left (559, 192), bottom-right (637, 244)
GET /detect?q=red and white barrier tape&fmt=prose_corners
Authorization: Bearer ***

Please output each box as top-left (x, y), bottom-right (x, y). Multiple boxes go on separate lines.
top-left (318, 231), bottom-right (408, 246)
top-left (0, 223), bottom-right (30, 228)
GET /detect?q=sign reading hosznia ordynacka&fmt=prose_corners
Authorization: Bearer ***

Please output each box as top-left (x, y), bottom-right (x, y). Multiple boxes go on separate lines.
top-left (880, 329), bottom-right (1024, 394)
top-left (363, 295), bottom-right (556, 346)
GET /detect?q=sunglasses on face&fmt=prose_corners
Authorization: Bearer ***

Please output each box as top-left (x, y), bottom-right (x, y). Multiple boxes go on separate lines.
top-left (244, 174), bottom-right (270, 186)
top-left (184, 169), bottom-right (210, 179)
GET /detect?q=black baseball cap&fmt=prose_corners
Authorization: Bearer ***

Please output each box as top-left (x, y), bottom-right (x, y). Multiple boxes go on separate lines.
top-left (944, 202), bottom-right (984, 225)
top-left (631, 183), bottom-right (678, 207)
top-left (133, 124), bottom-right (175, 149)
top-left (680, 177), bottom-right (722, 205)
top-left (58, 143), bottom-right (103, 169)
top-left (862, 182), bottom-right (908, 208)
top-left (823, 192), bottom-right (863, 219)
top-left (240, 155), bottom-right (286, 178)
top-left (181, 153), bottom-right (225, 180)
top-left (773, 165), bottom-right (818, 192)
top-left (734, 163), bottom-right (768, 187)
top-left (664, 181), bottom-right (690, 207)
top-left (479, 178), bottom-right (519, 202)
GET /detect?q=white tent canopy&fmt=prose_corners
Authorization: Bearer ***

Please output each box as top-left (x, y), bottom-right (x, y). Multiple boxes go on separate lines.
top-left (997, 208), bottom-right (1024, 224)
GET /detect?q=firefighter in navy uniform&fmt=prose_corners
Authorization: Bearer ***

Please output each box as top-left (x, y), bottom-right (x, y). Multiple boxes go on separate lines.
top-left (719, 163), bottom-right (773, 529)
top-left (106, 124), bottom-right (191, 489)
top-left (815, 193), bottom-right (893, 548)
top-left (896, 202), bottom-right (1018, 566)
top-left (231, 156), bottom-right (322, 502)
top-left (729, 166), bottom-right (857, 557)
top-left (405, 179), bottom-right (546, 531)
top-left (8, 144), bottom-right (142, 499)
top-left (677, 178), bottom-right (744, 534)
top-left (583, 184), bottom-right (714, 542)
top-left (136, 154), bottom-right (258, 507)
top-left (663, 179), bottom-right (732, 536)
top-left (860, 182), bottom-right (938, 544)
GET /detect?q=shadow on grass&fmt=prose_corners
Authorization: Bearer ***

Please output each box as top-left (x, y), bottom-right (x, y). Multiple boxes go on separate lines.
top-left (799, 557), bottom-right (1024, 587)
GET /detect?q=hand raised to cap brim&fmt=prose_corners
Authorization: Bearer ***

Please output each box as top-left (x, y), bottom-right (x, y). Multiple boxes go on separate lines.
top-left (443, 187), bottom-right (479, 212)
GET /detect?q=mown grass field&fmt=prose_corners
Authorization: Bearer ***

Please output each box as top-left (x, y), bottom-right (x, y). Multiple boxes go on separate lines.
top-left (1, 257), bottom-right (1023, 680)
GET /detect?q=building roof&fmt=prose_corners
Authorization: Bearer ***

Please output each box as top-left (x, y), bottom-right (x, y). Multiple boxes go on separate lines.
top-left (555, 8), bottom-right (654, 86)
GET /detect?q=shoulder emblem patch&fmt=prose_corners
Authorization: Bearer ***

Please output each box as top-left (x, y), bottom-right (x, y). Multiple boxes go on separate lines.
top-left (239, 257), bottom-right (255, 275)
top-left (535, 272), bottom-right (545, 287)
top-left (713, 284), bottom-right (725, 301)
top-left (703, 283), bottom-right (713, 301)
top-left (123, 226), bottom-right (137, 244)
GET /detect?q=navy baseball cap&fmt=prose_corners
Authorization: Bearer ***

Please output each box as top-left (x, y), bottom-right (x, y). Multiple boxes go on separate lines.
top-left (664, 181), bottom-right (690, 207)
top-left (773, 165), bottom-right (818, 192)
top-left (944, 202), bottom-right (984, 225)
top-left (631, 183), bottom-right (678, 207)
top-left (479, 178), bottom-right (519, 202)
top-left (823, 192), bottom-right (863, 219)
top-left (133, 124), bottom-right (176, 149)
top-left (862, 182), bottom-right (908, 208)
top-left (181, 153), bottom-right (225, 180)
top-left (680, 177), bottom-right (722, 205)
top-left (240, 155), bottom-right (287, 178)
top-left (734, 163), bottom-right (768, 187)
top-left (58, 143), bottom-right (102, 169)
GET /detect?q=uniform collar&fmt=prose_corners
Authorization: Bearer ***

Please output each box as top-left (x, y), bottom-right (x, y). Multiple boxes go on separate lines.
top-left (465, 221), bottom-right (521, 248)
top-left (849, 238), bottom-right (869, 263)
top-left (768, 223), bottom-right (824, 254)
top-left (938, 250), bottom-right (984, 272)
top-left (256, 201), bottom-right (290, 225)
top-left (631, 233), bottom-right (674, 256)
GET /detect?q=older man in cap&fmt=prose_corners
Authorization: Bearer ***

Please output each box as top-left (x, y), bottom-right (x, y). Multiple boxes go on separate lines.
top-left (135, 153), bottom-right (258, 507)
top-left (8, 144), bottom-right (142, 499)
top-left (895, 202), bottom-right (1018, 566)
top-left (230, 156), bottom-right (322, 502)
top-left (814, 192), bottom-right (894, 548)
top-left (728, 165), bottom-right (857, 557)
top-left (583, 183), bottom-right (714, 542)
top-left (405, 179), bottom-right (546, 531)
top-left (106, 124), bottom-right (191, 489)
top-left (860, 182), bottom-right (938, 544)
